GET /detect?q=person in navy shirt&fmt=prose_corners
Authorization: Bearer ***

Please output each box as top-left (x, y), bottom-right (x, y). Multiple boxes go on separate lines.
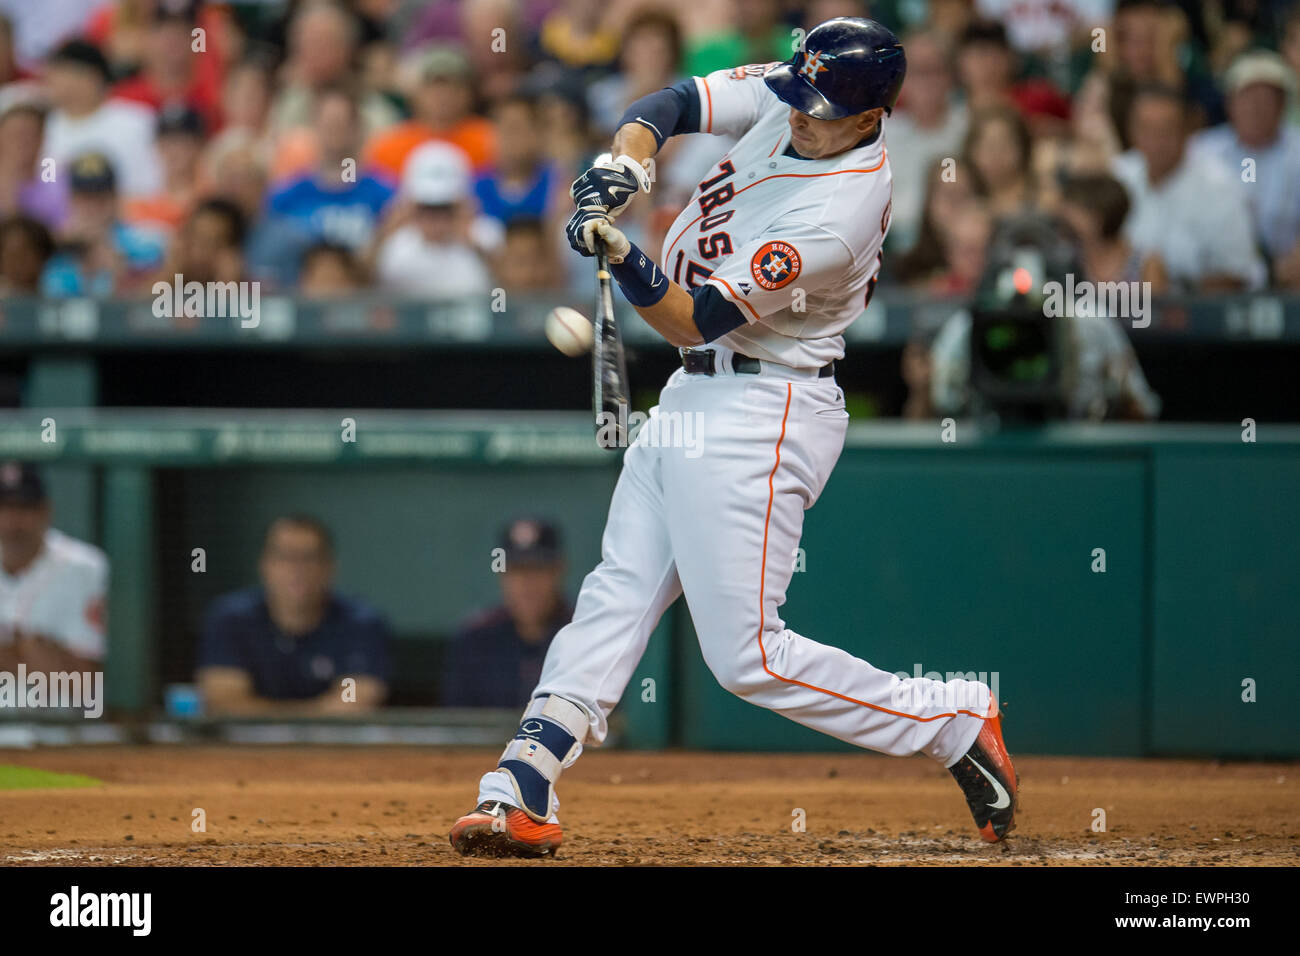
top-left (441, 518), bottom-right (571, 708)
top-left (264, 86), bottom-right (395, 266)
top-left (197, 515), bottom-right (391, 714)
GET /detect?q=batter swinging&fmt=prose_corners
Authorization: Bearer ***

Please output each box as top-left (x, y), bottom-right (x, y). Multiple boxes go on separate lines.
top-left (450, 17), bottom-right (1018, 858)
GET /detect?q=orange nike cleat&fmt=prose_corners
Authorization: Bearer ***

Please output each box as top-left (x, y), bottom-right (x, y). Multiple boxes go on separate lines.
top-left (948, 702), bottom-right (1019, 843)
top-left (449, 801), bottom-right (563, 858)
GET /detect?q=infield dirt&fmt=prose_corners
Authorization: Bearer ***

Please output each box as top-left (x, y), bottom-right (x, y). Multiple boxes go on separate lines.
top-left (0, 747), bottom-right (1295, 866)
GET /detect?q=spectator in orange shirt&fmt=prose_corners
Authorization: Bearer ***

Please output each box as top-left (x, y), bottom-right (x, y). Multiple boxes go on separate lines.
top-left (363, 47), bottom-right (496, 181)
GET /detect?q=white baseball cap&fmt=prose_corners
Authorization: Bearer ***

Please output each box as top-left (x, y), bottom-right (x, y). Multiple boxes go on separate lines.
top-left (402, 140), bottom-right (472, 206)
top-left (1224, 50), bottom-right (1296, 98)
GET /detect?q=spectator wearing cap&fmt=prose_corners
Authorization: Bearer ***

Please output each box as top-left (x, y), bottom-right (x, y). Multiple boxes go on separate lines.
top-left (441, 519), bottom-right (571, 709)
top-left (266, 86), bottom-right (395, 259)
top-left (1111, 85), bottom-right (1267, 291)
top-left (1189, 51), bottom-right (1300, 288)
top-left (371, 141), bottom-right (492, 297)
top-left (41, 39), bottom-right (162, 197)
top-left (197, 515), bottom-right (391, 715)
top-left (362, 47), bottom-right (497, 182)
top-left (41, 152), bottom-right (166, 296)
top-left (110, 1), bottom-right (223, 133)
top-left (0, 102), bottom-right (66, 228)
top-left (122, 104), bottom-right (206, 233)
top-left (0, 214), bottom-right (54, 293)
top-left (0, 463), bottom-right (109, 677)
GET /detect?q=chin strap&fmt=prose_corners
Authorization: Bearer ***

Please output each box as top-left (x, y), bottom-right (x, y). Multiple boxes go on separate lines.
top-left (497, 695), bottom-right (589, 822)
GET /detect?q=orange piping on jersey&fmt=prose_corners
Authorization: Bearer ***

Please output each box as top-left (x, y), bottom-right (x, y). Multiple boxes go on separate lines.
top-left (754, 382), bottom-right (985, 724)
top-left (701, 78), bottom-right (713, 133)
top-left (708, 277), bottom-right (761, 322)
top-left (767, 136), bottom-right (783, 157)
top-left (665, 155), bottom-right (888, 267)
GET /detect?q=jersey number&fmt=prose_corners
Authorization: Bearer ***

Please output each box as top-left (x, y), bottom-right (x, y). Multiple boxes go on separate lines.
top-left (675, 164), bottom-right (740, 286)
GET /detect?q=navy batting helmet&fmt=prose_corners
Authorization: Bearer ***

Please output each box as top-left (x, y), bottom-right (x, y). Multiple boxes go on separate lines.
top-left (764, 18), bottom-right (907, 120)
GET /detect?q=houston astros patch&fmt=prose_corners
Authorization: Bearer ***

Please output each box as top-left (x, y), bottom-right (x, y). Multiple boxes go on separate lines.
top-left (750, 241), bottom-right (802, 290)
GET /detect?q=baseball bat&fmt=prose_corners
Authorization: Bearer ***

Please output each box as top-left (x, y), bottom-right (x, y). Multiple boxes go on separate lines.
top-left (592, 236), bottom-right (630, 449)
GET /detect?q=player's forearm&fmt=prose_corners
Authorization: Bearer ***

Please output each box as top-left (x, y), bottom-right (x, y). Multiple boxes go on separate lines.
top-left (630, 281), bottom-right (704, 348)
top-left (609, 122), bottom-right (660, 171)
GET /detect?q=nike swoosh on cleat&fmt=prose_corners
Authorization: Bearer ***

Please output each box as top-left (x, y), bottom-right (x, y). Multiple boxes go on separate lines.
top-left (967, 756), bottom-right (1012, 810)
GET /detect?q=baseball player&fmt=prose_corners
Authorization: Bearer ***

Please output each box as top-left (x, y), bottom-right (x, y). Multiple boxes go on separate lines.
top-left (450, 18), bottom-right (1018, 858)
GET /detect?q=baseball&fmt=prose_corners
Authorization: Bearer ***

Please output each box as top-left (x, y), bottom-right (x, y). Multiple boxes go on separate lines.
top-left (544, 306), bottom-right (594, 357)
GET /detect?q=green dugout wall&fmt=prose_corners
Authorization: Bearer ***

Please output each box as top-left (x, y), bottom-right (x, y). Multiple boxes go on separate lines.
top-left (0, 412), bottom-right (1294, 757)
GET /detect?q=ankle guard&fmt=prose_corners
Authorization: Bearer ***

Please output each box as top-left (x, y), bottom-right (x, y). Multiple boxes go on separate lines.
top-left (498, 695), bottom-right (589, 822)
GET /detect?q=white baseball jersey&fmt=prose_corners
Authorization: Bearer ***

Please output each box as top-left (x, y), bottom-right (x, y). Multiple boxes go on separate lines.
top-left (661, 62), bottom-right (895, 368)
top-left (0, 529), bottom-right (108, 660)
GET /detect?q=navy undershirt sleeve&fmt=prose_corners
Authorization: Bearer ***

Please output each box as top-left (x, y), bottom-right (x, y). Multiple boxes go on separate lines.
top-left (692, 285), bottom-right (748, 342)
top-left (617, 79), bottom-right (701, 148)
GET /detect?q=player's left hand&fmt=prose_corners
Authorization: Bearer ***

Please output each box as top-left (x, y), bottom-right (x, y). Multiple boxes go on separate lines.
top-left (569, 153), bottom-right (652, 220)
top-left (565, 207), bottom-right (630, 264)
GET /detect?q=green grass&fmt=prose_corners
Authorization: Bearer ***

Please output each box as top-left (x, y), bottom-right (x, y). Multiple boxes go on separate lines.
top-left (0, 765), bottom-right (102, 790)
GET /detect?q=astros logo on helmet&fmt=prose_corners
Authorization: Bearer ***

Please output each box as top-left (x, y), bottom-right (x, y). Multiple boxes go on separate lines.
top-left (799, 51), bottom-right (831, 83)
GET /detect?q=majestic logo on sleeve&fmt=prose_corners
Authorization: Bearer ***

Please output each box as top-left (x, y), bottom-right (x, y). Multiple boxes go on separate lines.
top-left (750, 241), bottom-right (802, 290)
top-left (799, 50), bottom-right (831, 83)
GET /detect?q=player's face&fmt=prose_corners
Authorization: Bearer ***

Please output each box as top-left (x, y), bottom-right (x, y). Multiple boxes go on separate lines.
top-left (787, 107), bottom-right (883, 159)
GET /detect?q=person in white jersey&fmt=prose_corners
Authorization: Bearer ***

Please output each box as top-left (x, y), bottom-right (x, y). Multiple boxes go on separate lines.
top-left (0, 462), bottom-right (108, 676)
top-left (450, 17), bottom-right (1018, 858)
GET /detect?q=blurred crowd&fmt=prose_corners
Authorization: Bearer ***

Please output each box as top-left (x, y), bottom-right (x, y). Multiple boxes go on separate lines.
top-left (0, 0), bottom-right (1297, 303)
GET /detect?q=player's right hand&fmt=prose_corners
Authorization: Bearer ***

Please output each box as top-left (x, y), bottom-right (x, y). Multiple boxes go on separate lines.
top-left (569, 153), bottom-right (652, 220)
top-left (564, 207), bottom-right (629, 263)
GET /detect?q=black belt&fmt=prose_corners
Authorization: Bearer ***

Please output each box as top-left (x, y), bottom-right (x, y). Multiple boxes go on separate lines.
top-left (681, 347), bottom-right (834, 378)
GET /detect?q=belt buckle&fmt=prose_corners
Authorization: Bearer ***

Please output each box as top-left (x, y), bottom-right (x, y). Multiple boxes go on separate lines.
top-left (681, 347), bottom-right (717, 375)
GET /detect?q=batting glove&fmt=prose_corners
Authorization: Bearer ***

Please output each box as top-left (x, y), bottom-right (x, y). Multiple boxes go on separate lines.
top-left (569, 152), bottom-right (652, 220)
top-left (564, 208), bottom-right (630, 264)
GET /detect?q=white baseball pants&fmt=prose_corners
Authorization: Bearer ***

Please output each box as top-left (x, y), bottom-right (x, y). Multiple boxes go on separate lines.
top-left (479, 354), bottom-right (989, 815)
